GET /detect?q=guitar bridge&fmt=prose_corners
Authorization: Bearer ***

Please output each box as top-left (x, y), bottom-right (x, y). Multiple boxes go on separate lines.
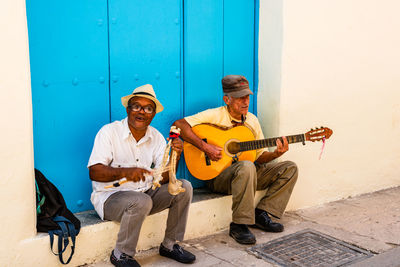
top-left (202, 138), bottom-right (211, 166)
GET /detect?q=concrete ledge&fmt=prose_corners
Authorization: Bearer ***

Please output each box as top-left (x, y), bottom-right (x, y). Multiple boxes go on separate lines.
top-left (18, 188), bottom-right (267, 266)
top-left (75, 188), bottom-right (226, 227)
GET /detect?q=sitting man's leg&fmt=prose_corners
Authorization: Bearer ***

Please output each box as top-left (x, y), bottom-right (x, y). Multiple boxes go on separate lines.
top-left (104, 191), bottom-right (152, 267)
top-left (252, 160), bottom-right (298, 232)
top-left (146, 179), bottom-right (196, 264)
top-left (210, 160), bottom-right (257, 244)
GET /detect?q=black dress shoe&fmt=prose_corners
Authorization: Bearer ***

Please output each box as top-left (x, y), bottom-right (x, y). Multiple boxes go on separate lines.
top-left (159, 243), bottom-right (196, 264)
top-left (110, 250), bottom-right (141, 267)
top-left (250, 209), bottom-right (284, 232)
top-left (229, 222), bottom-right (256, 244)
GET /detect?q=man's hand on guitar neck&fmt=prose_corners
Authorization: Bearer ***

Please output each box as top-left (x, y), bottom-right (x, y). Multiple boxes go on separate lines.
top-left (256, 136), bottom-right (289, 164)
top-left (202, 142), bottom-right (223, 161)
top-left (273, 136), bottom-right (289, 158)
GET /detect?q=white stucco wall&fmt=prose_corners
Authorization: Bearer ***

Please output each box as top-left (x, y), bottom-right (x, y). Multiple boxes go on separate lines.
top-left (2, 0), bottom-right (400, 265)
top-left (259, 0), bottom-right (400, 209)
top-left (0, 0), bottom-right (36, 262)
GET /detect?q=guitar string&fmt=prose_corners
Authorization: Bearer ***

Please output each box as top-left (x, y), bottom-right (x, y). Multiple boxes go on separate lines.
top-left (240, 134), bottom-right (304, 151)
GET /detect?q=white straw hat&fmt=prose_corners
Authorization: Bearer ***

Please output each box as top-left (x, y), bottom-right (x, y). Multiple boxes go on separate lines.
top-left (121, 84), bottom-right (164, 113)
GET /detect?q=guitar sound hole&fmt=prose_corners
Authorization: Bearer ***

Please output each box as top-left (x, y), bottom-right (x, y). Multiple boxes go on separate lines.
top-left (226, 140), bottom-right (240, 155)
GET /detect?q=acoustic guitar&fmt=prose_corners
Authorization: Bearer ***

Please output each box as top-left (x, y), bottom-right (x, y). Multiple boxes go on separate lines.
top-left (183, 124), bottom-right (333, 180)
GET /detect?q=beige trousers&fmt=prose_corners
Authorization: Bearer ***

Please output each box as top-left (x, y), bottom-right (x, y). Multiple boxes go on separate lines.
top-left (103, 179), bottom-right (193, 256)
top-left (209, 160), bottom-right (298, 225)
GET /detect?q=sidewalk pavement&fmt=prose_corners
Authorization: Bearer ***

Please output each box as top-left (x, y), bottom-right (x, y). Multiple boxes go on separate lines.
top-left (86, 186), bottom-right (400, 267)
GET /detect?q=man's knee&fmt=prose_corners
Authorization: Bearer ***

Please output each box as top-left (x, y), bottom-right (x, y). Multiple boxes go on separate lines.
top-left (126, 194), bottom-right (152, 216)
top-left (236, 160), bottom-right (257, 178)
top-left (180, 179), bottom-right (193, 192)
top-left (179, 179), bottom-right (193, 199)
top-left (230, 161), bottom-right (257, 190)
top-left (237, 160), bottom-right (256, 170)
top-left (283, 160), bottom-right (299, 181)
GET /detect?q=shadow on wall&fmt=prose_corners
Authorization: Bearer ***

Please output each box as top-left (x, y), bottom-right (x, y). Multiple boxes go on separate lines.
top-left (257, 0), bottom-right (283, 139)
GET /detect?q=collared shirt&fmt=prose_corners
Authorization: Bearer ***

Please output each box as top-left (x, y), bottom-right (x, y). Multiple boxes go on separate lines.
top-left (184, 106), bottom-right (268, 159)
top-left (87, 118), bottom-right (166, 219)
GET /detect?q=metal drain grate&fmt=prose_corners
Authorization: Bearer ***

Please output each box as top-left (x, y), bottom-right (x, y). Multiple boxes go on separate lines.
top-left (248, 229), bottom-right (373, 267)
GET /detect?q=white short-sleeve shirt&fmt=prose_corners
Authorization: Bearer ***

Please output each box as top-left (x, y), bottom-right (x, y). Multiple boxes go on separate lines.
top-left (87, 118), bottom-right (166, 219)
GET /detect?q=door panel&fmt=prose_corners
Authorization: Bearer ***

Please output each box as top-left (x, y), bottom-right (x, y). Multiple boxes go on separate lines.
top-left (183, 0), bottom-right (256, 187)
top-left (224, 0), bottom-right (256, 111)
top-left (26, 0), bottom-right (110, 212)
top-left (184, 0), bottom-right (224, 116)
top-left (108, 0), bottom-right (182, 138)
top-left (183, 0), bottom-right (224, 187)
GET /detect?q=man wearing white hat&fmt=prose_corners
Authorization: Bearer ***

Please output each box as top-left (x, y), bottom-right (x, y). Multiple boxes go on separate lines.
top-left (88, 84), bottom-right (196, 267)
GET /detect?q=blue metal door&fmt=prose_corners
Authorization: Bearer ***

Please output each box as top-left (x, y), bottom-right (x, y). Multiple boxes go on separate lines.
top-left (26, 0), bottom-right (258, 212)
top-left (108, 0), bottom-right (183, 137)
top-left (183, 0), bottom-right (256, 187)
top-left (184, 0), bottom-right (256, 115)
top-left (26, 1), bottom-right (110, 212)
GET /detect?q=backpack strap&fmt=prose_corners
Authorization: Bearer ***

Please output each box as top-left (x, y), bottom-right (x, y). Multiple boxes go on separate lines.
top-left (48, 216), bottom-right (77, 265)
top-left (35, 181), bottom-right (45, 215)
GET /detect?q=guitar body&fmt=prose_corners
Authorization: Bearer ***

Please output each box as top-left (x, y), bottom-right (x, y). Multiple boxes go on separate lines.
top-left (183, 124), bottom-right (333, 181)
top-left (183, 124), bottom-right (257, 180)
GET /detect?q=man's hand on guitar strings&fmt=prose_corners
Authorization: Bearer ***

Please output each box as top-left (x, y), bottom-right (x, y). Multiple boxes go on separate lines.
top-left (273, 136), bottom-right (289, 158)
top-left (204, 143), bottom-right (223, 162)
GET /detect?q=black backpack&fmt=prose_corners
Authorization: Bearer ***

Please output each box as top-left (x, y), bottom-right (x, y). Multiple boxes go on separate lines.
top-left (35, 169), bottom-right (81, 264)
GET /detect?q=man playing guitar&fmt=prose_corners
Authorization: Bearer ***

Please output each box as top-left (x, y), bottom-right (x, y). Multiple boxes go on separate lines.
top-left (174, 75), bottom-right (298, 245)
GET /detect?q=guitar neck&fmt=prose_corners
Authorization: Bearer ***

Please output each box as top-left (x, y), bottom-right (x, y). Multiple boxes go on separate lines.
top-left (239, 134), bottom-right (305, 152)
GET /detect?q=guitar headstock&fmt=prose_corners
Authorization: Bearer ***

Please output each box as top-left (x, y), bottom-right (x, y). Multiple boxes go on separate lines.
top-left (305, 127), bottom-right (333, 142)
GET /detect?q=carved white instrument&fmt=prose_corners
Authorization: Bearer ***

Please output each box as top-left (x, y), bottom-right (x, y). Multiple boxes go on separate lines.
top-left (152, 126), bottom-right (185, 195)
top-left (104, 126), bottom-right (185, 195)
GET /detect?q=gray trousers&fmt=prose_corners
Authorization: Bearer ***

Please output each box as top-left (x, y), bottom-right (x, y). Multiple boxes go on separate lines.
top-left (103, 179), bottom-right (193, 256)
top-left (209, 160), bottom-right (298, 225)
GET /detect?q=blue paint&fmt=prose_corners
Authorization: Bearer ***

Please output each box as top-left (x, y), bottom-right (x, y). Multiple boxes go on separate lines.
top-left (177, 0), bottom-right (185, 180)
top-left (254, 0), bottom-right (260, 114)
top-left (223, 0), bottom-right (255, 113)
top-left (26, 0), bottom-right (110, 212)
top-left (182, 0), bottom-right (258, 187)
top-left (108, 0), bottom-right (182, 139)
top-left (183, 0), bottom-right (224, 187)
top-left (26, 0), bottom-right (259, 212)
top-left (184, 0), bottom-right (224, 115)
